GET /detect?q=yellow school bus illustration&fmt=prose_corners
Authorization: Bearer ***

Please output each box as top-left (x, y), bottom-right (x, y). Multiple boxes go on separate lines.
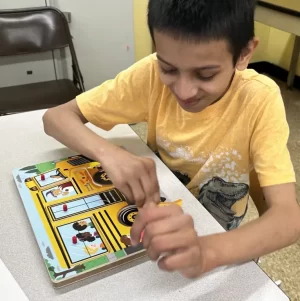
top-left (23, 155), bottom-right (141, 269)
top-left (14, 154), bottom-right (183, 286)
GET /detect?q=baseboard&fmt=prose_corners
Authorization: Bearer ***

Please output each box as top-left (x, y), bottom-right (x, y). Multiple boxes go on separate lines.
top-left (257, 1), bottom-right (300, 18)
top-left (248, 61), bottom-right (300, 90)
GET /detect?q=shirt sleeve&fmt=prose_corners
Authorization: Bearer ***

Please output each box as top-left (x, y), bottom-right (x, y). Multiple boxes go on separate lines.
top-left (76, 55), bottom-right (155, 131)
top-left (250, 87), bottom-right (296, 187)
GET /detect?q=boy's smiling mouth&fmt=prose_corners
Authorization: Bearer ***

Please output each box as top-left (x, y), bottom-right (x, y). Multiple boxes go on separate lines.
top-left (178, 97), bottom-right (199, 108)
top-left (173, 93), bottom-right (203, 109)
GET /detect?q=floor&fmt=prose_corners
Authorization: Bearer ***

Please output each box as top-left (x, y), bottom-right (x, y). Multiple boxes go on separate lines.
top-left (130, 79), bottom-right (300, 301)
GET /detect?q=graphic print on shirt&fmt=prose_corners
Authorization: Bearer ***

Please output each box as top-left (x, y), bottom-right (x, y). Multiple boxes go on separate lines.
top-left (156, 137), bottom-right (250, 230)
top-left (198, 177), bottom-right (249, 230)
top-left (154, 150), bottom-right (191, 185)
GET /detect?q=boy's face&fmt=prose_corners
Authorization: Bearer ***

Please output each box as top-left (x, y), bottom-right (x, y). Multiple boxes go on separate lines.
top-left (154, 31), bottom-right (255, 113)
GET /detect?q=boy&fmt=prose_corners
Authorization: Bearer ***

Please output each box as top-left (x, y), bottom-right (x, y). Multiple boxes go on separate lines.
top-left (43, 0), bottom-right (300, 279)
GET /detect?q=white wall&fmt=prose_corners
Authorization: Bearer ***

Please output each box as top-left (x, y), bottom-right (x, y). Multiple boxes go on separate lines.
top-left (52, 0), bottom-right (135, 90)
top-left (0, 0), bottom-right (44, 9)
top-left (0, 0), bottom-right (135, 91)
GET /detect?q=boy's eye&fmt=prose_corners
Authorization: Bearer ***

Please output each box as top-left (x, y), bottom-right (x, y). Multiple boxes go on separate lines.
top-left (195, 73), bottom-right (216, 81)
top-left (160, 67), bottom-right (177, 75)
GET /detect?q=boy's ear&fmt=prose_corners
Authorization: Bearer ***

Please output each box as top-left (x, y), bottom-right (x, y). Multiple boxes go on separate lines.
top-left (236, 37), bottom-right (259, 70)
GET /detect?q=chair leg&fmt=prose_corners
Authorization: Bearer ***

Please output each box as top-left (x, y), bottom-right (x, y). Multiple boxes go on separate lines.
top-left (287, 35), bottom-right (300, 89)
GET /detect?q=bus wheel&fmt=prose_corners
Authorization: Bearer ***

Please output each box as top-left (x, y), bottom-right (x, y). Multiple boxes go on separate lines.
top-left (118, 205), bottom-right (138, 227)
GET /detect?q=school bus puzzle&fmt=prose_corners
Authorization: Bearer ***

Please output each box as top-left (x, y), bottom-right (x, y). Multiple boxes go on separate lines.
top-left (12, 154), bottom-right (182, 287)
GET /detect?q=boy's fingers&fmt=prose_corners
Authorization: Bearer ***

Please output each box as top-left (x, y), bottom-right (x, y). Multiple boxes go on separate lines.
top-left (154, 191), bottom-right (161, 204)
top-left (142, 216), bottom-right (185, 248)
top-left (144, 191), bottom-right (160, 209)
top-left (138, 174), bottom-right (160, 208)
top-left (130, 180), bottom-right (145, 207)
top-left (118, 184), bottom-right (134, 204)
top-left (130, 205), bottom-right (182, 245)
top-left (158, 246), bottom-right (201, 272)
top-left (130, 207), bottom-right (163, 245)
top-left (139, 166), bottom-right (160, 206)
top-left (146, 232), bottom-right (180, 261)
top-left (146, 230), bottom-right (196, 261)
top-left (140, 174), bottom-right (155, 207)
top-left (144, 158), bottom-right (160, 196)
top-left (149, 171), bottom-right (160, 201)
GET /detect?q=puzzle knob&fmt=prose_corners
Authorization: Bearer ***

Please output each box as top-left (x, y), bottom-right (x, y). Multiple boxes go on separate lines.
top-left (72, 236), bottom-right (77, 244)
top-left (63, 204), bottom-right (68, 212)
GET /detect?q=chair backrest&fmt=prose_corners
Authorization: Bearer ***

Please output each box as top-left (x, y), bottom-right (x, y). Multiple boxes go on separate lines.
top-left (0, 6), bottom-right (85, 93)
top-left (0, 7), bottom-right (71, 56)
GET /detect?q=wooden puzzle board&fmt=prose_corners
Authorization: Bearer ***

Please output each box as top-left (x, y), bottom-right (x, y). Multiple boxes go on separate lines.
top-left (12, 154), bottom-right (182, 288)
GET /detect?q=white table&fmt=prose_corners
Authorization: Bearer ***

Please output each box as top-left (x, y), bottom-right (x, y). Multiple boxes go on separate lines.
top-left (0, 259), bottom-right (29, 301)
top-left (0, 110), bottom-right (289, 301)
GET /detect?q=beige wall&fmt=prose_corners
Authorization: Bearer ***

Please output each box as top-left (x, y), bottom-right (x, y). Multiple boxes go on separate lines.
top-left (253, 0), bottom-right (300, 75)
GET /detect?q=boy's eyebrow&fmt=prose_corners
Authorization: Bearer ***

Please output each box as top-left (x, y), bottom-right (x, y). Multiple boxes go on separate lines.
top-left (157, 54), bottom-right (220, 70)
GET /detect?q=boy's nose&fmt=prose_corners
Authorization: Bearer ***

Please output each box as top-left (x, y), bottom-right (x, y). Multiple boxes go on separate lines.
top-left (173, 77), bottom-right (198, 101)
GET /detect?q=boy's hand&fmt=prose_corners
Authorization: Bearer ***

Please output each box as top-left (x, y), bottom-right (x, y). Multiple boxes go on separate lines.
top-left (130, 204), bottom-right (207, 279)
top-left (99, 145), bottom-right (160, 207)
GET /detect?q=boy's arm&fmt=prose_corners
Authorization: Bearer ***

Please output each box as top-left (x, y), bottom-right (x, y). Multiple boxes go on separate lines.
top-left (43, 99), bottom-right (113, 161)
top-left (43, 55), bottom-right (154, 157)
top-left (201, 87), bottom-right (300, 272)
top-left (130, 183), bottom-right (300, 277)
top-left (130, 86), bottom-right (300, 277)
top-left (43, 55), bottom-right (161, 207)
top-left (201, 182), bottom-right (300, 273)
top-left (43, 99), bottom-right (160, 207)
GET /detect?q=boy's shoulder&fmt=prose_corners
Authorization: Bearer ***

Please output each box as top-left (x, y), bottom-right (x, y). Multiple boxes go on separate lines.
top-left (120, 53), bottom-right (160, 83)
top-left (233, 68), bottom-right (283, 108)
top-left (238, 68), bottom-right (280, 90)
top-left (235, 68), bottom-right (281, 96)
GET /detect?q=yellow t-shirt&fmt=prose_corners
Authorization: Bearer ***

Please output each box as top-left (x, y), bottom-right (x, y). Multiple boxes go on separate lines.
top-left (77, 54), bottom-right (296, 230)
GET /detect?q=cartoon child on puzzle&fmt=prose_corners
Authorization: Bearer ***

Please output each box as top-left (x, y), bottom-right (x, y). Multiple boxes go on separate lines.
top-left (44, 182), bottom-right (76, 201)
top-left (49, 169), bottom-right (66, 181)
top-left (120, 235), bottom-right (132, 247)
top-left (84, 243), bottom-right (107, 255)
top-left (72, 221), bottom-right (107, 255)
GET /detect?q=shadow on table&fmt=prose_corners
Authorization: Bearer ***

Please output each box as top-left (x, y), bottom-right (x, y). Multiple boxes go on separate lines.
top-left (54, 256), bottom-right (150, 294)
top-left (53, 261), bottom-right (281, 301)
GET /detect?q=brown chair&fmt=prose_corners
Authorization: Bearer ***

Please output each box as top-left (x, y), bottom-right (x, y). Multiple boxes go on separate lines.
top-left (0, 6), bottom-right (85, 116)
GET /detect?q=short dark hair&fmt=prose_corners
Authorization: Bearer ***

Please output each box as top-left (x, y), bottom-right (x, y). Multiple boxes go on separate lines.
top-left (148, 0), bottom-right (257, 64)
